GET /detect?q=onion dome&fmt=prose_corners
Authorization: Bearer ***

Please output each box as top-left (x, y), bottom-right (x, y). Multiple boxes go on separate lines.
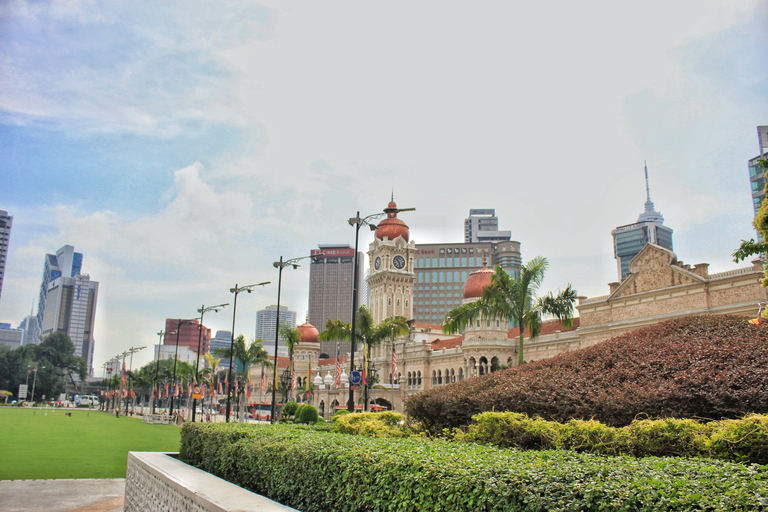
top-left (297, 318), bottom-right (320, 343)
top-left (463, 253), bottom-right (495, 299)
top-left (375, 198), bottom-right (410, 242)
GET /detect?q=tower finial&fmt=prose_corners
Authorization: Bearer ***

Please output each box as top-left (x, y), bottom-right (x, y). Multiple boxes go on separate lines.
top-left (644, 160), bottom-right (651, 203)
top-left (391, 189), bottom-right (394, 202)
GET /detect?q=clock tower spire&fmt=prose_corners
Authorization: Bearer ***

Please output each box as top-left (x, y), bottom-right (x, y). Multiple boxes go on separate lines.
top-left (367, 197), bottom-right (416, 324)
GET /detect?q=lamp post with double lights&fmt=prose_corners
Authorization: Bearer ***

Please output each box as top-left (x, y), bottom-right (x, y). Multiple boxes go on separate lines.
top-left (270, 255), bottom-right (311, 423)
top-left (30, 365), bottom-right (45, 403)
top-left (152, 330), bottom-right (173, 414)
top-left (169, 319), bottom-right (196, 418)
top-left (123, 346), bottom-right (145, 415)
top-left (226, 282), bottom-right (270, 423)
top-left (192, 303), bottom-right (228, 421)
top-left (346, 204), bottom-right (415, 411)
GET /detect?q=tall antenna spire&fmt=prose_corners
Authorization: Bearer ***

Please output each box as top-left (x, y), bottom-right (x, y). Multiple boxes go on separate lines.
top-left (391, 189), bottom-right (394, 202)
top-left (644, 160), bottom-right (651, 203)
top-left (637, 161), bottom-right (664, 223)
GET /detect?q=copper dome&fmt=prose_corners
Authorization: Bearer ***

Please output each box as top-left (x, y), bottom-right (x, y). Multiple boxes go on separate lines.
top-left (375, 199), bottom-right (410, 242)
top-left (297, 320), bottom-right (320, 343)
top-left (463, 254), bottom-right (495, 299)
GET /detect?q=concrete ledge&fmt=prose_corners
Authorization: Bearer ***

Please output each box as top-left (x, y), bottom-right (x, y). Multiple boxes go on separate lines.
top-left (124, 452), bottom-right (299, 512)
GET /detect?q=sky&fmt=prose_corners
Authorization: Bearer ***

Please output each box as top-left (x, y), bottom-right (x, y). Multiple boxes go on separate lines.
top-left (1, 0), bottom-right (767, 374)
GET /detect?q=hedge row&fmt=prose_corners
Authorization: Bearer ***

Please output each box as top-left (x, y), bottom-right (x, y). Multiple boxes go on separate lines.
top-left (180, 423), bottom-right (768, 511)
top-left (406, 316), bottom-right (768, 431)
top-left (455, 412), bottom-right (768, 465)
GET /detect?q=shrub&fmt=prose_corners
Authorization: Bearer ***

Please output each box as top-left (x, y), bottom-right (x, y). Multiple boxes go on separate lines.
top-left (295, 404), bottom-right (319, 424)
top-left (331, 409), bottom-right (350, 422)
top-left (331, 411), bottom-right (410, 438)
top-left (406, 316), bottom-right (768, 431)
top-left (710, 414), bottom-right (768, 465)
top-left (180, 423), bottom-right (768, 512)
top-left (282, 401), bottom-right (299, 417)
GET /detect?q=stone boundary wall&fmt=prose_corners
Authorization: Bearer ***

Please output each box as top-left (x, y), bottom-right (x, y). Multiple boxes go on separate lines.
top-left (124, 451), bottom-right (299, 512)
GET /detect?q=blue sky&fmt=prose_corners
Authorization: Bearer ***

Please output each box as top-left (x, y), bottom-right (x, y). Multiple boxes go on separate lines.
top-left (1, 0), bottom-right (767, 373)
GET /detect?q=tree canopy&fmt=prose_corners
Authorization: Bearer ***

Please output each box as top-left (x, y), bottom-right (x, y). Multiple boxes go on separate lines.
top-left (443, 258), bottom-right (577, 366)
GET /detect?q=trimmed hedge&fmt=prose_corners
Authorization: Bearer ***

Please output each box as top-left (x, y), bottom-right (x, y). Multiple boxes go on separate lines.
top-left (180, 423), bottom-right (768, 511)
top-left (406, 316), bottom-right (768, 431)
top-left (455, 412), bottom-right (768, 464)
top-left (331, 411), bottom-right (411, 438)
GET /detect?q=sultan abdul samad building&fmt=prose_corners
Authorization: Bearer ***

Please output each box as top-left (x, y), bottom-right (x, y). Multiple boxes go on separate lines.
top-left (249, 198), bottom-right (768, 420)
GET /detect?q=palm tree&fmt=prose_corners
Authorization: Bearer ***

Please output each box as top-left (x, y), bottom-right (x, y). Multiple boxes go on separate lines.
top-left (279, 325), bottom-right (302, 402)
top-left (320, 306), bottom-right (410, 407)
top-left (203, 352), bottom-right (220, 417)
top-left (443, 257), bottom-right (577, 366)
top-left (214, 335), bottom-right (272, 421)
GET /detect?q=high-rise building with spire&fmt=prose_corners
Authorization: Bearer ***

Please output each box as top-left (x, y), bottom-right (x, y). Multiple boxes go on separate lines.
top-left (611, 163), bottom-right (674, 281)
top-left (0, 210), bottom-right (11, 308)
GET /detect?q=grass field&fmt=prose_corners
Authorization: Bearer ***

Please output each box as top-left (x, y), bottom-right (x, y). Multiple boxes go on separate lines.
top-left (0, 407), bottom-right (181, 480)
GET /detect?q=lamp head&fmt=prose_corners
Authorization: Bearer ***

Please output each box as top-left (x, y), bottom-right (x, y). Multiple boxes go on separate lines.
top-left (247, 289), bottom-right (252, 293)
top-left (230, 288), bottom-right (237, 293)
top-left (369, 224), bottom-right (377, 231)
top-left (292, 264), bottom-right (299, 269)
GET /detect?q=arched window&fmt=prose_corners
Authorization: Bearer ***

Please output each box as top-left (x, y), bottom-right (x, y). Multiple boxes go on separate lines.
top-left (388, 297), bottom-right (392, 306)
top-left (397, 299), bottom-right (400, 306)
top-left (476, 320), bottom-right (481, 327)
top-left (437, 370), bottom-right (442, 385)
top-left (407, 372), bottom-right (412, 386)
top-left (405, 300), bottom-right (409, 308)
top-left (432, 370), bottom-right (437, 385)
top-left (496, 320), bottom-right (500, 328)
top-left (486, 319), bottom-right (491, 327)
top-left (417, 371), bottom-right (422, 386)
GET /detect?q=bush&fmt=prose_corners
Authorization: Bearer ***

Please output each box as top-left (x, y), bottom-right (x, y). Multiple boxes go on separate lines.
top-left (282, 401), bottom-right (299, 417)
top-left (454, 412), bottom-right (768, 464)
top-left (295, 404), bottom-right (319, 424)
top-left (331, 409), bottom-right (350, 422)
top-left (331, 411), bottom-right (410, 438)
top-left (406, 316), bottom-right (768, 431)
top-left (180, 423), bottom-right (768, 512)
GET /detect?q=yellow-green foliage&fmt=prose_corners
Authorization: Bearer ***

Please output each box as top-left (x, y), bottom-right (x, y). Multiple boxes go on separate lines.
top-left (710, 413), bottom-right (768, 464)
top-left (331, 411), bottom-right (410, 438)
top-left (456, 411), bottom-right (768, 464)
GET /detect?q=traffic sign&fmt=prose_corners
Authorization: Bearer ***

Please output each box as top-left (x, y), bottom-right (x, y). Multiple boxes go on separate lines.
top-left (18, 384), bottom-right (27, 400)
top-left (349, 371), bottom-right (362, 385)
top-left (193, 386), bottom-right (203, 399)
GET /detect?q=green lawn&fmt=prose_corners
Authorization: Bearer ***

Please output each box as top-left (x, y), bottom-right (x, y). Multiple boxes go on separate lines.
top-left (0, 407), bottom-right (180, 480)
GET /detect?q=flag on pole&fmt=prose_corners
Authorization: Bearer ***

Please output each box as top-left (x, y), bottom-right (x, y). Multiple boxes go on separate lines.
top-left (121, 361), bottom-right (127, 385)
top-left (306, 363), bottom-right (312, 397)
top-left (260, 369), bottom-right (267, 395)
top-left (218, 378), bottom-right (223, 395)
top-left (335, 356), bottom-right (341, 388)
top-left (361, 349), bottom-right (367, 385)
top-left (164, 383), bottom-right (169, 398)
top-left (392, 345), bottom-right (398, 377)
top-left (291, 368), bottom-right (296, 392)
top-left (247, 379), bottom-right (252, 399)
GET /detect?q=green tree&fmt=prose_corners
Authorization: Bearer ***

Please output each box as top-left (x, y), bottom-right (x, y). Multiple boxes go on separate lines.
top-left (279, 325), bottom-right (302, 402)
top-left (443, 258), bottom-right (577, 366)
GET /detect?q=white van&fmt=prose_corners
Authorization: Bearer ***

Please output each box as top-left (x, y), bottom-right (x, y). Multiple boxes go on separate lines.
top-left (75, 395), bottom-right (99, 406)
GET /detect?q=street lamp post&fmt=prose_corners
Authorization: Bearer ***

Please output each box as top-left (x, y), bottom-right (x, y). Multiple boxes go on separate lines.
top-left (270, 255), bottom-right (312, 424)
top-left (152, 331), bottom-right (169, 415)
top-left (170, 319), bottom-right (195, 418)
top-left (123, 346), bottom-right (145, 415)
top-left (193, 303), bottom-right (228, 421)
top-left (30, 366), bottom-right (45, 403)
top-left (226, 282), bottom-right (270, 423)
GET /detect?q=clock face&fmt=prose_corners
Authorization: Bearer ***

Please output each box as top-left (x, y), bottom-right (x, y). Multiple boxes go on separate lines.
top-left (374, 257), bottom-right (382, 270)
top-left (393, 255), bottom-right (406, 270)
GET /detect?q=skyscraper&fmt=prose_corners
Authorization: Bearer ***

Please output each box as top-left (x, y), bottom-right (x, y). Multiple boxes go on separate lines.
top-left (749, 150), bottom-right (767, 243)
top-left (256, 305), bottom-right (296, 357)
top-left (307, 244), bottom-right (364, 357)
top-left (33, 245), bottom-right (84, 344)
top-left (40, 273), bottom-right (99, 376)
top-left (464, 209), bottom-right (512, 243)
top-left (612, 163), bottom-right (674, 281)
top-left (0, 210), bottom-right (12, 307)
top-left (209, 330), bottom-right (232, 369)
top-left (163, 318), bottom-right (211, 357)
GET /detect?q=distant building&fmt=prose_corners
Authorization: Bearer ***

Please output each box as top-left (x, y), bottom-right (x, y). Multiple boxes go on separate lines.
top-left (154, 344), bottom-right (199, 365)
top-left (464, 209), bottom-right (511, 243)
top-left (209, 330), bottom-right (232, 369)
top-left (749, 153), bottom-right (767, 243)
top-left (256, 305), bottom-right (296, 358)
top-left (33, 245), bottom-right (83, 344)
top-left (40, 273), bottom-right (99, 376)
top-left (0, 323), bottom-right (22, 350)
top-left (163, 318), bottom-right (211, 357)
top-left (611, 163), bottom-right (673, 281)
top-left (308, 244), bottom-right (364, 357)
top-left (18, 315), bottom-right (36, 346)
top-left (0, 210), bottom-right (11, 308)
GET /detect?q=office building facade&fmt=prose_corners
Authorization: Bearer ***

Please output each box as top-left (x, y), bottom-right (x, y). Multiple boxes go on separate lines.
top-left (611, 163), bottom-right (673, 281)
top-left (464, 209), bottom-right (512, 243)
top-left (163, 318), bottom-right (211, 358)
top-left (412, 240), bottom-right (521, 324)
top-left (33, 245), bottom-right (83, 344)
top-left (749, 153), bottom-right (767, 242)
top-left (308, 244), bottom-right (364, 357)
top-left (40, 273), bottom-right (99, 376)
top-left (0, 323), bottom-right (23, 350)
top-left (209, 330), bottom-right (232, 369)
top-left (0, 210), bottom-right (11, 307)
top-left (256, 305), bottom-right (296, 358)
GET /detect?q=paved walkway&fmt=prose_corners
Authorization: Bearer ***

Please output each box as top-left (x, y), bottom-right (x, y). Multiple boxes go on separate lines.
top-left (0, 479), bottom-right (125, 512)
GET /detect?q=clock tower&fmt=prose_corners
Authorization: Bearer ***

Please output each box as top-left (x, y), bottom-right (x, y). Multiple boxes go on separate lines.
top-left (367, 198), bottom-right (416, 324)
